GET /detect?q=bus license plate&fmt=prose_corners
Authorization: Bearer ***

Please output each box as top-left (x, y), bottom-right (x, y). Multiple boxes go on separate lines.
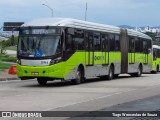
top-left (32, 72), bottom-right (39, 75)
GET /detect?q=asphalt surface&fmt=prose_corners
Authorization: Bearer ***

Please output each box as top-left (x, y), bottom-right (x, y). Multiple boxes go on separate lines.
top-left (66, 95), bottom-right (160, 120)
top-left (0, 73), bottom-right (160, 120)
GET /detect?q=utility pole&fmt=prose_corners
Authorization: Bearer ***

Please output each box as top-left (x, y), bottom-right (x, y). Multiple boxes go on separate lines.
top-left (42, 4), bottom-right (54, 17)
top-left (85, 2), bottom-right (87, 21)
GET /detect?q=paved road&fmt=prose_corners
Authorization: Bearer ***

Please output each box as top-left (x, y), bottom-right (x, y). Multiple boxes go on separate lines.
top-left (1, 73), bottom-right (160, 120)
top-left (5, 50), bottom-right (16, 56)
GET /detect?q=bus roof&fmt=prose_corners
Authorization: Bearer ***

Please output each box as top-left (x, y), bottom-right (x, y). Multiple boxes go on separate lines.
top-left (152, 45), bottom-right (160, 49)
top-left (127, 29), bottom-right (152, 40)
top-left (22, 18), bottom-right (151, 39)
top-left (22, 18), bottom-right (120, 34)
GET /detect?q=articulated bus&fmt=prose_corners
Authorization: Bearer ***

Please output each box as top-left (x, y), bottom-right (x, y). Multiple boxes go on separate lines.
top-left (16, 18), bottom-right (152, 85)
top-left (151, 45), bottom-right (160, 73)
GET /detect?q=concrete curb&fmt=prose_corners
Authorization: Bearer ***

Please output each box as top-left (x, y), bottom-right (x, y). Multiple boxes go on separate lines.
top-left (0, 78), bottom-right (20, 81)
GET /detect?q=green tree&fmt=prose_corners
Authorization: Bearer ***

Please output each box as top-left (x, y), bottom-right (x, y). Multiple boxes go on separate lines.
top-left (0, 36), bottom-right (18, 54)
top-left (145, 32), bottom-right (156, 41)
top-left (0, 40), bottom-right (7, 54)
top-left (145, 32), bottom-right (160, 45)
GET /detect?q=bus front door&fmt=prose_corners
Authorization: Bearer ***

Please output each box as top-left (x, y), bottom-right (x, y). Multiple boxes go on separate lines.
top-left (143, 40), bottom-right (148, 64)
top-left (102, 34), bottom-right (109, 65)
top-left (129, 38), bottom-right (135, 64)
top-left (86, 33), bottom-right (94, 65)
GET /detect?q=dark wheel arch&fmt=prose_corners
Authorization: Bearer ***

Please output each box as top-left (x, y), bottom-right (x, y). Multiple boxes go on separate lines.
top-left (71, 64), bottom-right (85, 85)
top-left (37, 78), bottom-right (47, 85)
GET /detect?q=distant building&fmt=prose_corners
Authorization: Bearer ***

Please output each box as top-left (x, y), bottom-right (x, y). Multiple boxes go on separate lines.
top-left (155, 32), bottom-right (160, 41)
top-left (144, 26), bottom-right (152, 33)
top-left (0, 31), bottom-right (18, 41)
top-left (0, 36), bottom-right (8, 41)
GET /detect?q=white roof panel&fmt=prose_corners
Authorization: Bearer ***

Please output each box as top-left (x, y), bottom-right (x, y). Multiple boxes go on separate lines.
top-left (127, 29), bottom-right (152, 39)
top-left (22, 18), bottom-right (120, 34)
top-left (22, 18), bottom-right (152, 39)
top-left (152, 45), bottom-right (160, 49)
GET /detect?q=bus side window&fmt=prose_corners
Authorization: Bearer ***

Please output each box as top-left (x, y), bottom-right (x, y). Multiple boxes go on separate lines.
top-left (158, 49), bottom-right (160, 58)
top-left (147, 40), bottom-right (152, 54)
top-left (74, 29), bottom-right (85, 50)
top-left (101, 34), bottom-right (109, 52)
top-left (109, 34), bottom-right (115, 51)
top-left (101, 35), bottom-right (106, 51)
top-left (139, 38), bottom-right (143, 53)
top-left (85, 33), bottom-right (89, 51)
top-left (66, 35), bottom-right (74, 51)
top-left (56, 38), bottom-right (61, 54)
top-left (89, 35), bottom-right (93, 50)
top-left (87, 33), bottom-right (93, 51)
top-left (94, 33), bottom-right (101, 51)
top-left (153, 49), bottom-right (157, 60)
top-left (143, 40), bottom-right (147, 54)
top-left (135, 38), bottom-right (142, 53)
top-left (129, 37), bottom-right (135, 53)
top-left (115, 34), bottom-right (120, 51)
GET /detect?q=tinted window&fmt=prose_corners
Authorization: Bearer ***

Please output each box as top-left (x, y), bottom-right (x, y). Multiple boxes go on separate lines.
top-left (86, 32), bottom-right (93, 51)
top-left (101, 34), bottom-right (109, 51)
top-left (74, 29), bottom-right (85, 50)
top-left (147, 40), bottom-right (152, 54)
top-left (143, 40), bottom-right (148, 54)
top-left (94, 33), bottom-right (101, 51)
top-left (115, 34), bottom-right (120, 51)
top-left (129, 37), bottom-right (135, 52)
top-left (66, 29), bottom-right (85, 51)
top-left (135, 38), bottom-right (143, 53)
top-left (153, 48), bottom-right (157, 60)
top-left (158, 49), bottom-right (160, 58)
top-left (109, 34), bottom-right (115, 51)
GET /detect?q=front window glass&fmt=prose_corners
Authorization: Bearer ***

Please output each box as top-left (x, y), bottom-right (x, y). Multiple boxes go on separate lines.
top-left (18, 35), bottom-right (61, 57)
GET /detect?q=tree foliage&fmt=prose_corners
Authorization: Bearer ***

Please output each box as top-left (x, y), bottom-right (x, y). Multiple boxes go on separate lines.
top-left (0, 36), bottom-right (18, 54)
top-left (145, 32), bottom-right (160, 46)
top-left (145, 32), bottom-right (156, 40)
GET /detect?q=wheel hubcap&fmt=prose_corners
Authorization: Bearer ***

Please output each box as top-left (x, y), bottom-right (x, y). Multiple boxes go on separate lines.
top-left (76, 71), bottom-right (81, 81)
top-left (109, 69), bottom-right (113, 78)
top-left (138, 67), bottom-right (141, 75)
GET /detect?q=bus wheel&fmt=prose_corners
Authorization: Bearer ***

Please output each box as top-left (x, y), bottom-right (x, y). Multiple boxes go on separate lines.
top-left (107, 66), bottom-right (114, 80)
top-left (72, 67), bottom-right (84, 85)
top-left (37, 78), bottom-right (47, 85)
top-left (157, 66), bottom-right (159, 72)
top-left (135, 65), bottom-right (142, 77)
top-left (114, 74), bottom-right (119, 78)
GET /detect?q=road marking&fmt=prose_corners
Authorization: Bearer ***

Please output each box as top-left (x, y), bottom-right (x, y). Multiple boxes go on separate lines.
top-left (43, 89), bottom-right (137, 111)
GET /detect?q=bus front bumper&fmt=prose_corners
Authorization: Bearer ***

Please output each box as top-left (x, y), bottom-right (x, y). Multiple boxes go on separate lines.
top-left (16, 63), bottom-right (64, 79)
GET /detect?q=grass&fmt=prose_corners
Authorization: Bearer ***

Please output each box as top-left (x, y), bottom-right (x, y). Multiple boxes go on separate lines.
top-left (0, 62), bottom-right (12, 69)
top-left (0, 54), bottom-right (17, 62)
top-left (6, 46), bottom-right (17, 51)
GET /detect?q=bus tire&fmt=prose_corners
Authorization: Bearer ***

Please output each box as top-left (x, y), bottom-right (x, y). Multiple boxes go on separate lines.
top-left (107, 65), bottom-right (114, 80)
top-left (135, 65), bottom-right (142, 77)
top-left (150, 70), bottom-right (157, 74)
top-left (157, 65), bottom-right (159, 72)
top-left (37, 78), bottom-right (47, 85)
top-left (72, 67), bottom-right (84, 85)
top-left (114, 74), bottom-right (119, 78)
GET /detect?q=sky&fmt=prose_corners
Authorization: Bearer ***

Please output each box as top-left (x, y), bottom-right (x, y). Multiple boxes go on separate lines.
top-left (0, 0), bottom-right (160, 30)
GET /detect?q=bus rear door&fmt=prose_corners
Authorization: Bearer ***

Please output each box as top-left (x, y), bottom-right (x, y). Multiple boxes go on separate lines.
top-left (129, 37), bottom-right (135, 64)
top-left (85, 32), bottom-right (94, 65)
top-left (101, 34), bottom-right (109, 65)
top-left (143, 40), bottom-right (148, 64)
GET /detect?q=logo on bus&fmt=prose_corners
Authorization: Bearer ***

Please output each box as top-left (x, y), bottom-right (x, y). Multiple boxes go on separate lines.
top-left (94, 56), bottom-right (104, 61)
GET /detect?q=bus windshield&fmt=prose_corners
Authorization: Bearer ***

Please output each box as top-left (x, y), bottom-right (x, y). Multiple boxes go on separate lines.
top-left (18, 35), bottom-right (61, 57)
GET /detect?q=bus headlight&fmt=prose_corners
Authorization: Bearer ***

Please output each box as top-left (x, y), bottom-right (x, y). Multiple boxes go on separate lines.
top-left (16, 59), bottom-right (21, 65)
top-left (50, 57), bottom-right (61, 65)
